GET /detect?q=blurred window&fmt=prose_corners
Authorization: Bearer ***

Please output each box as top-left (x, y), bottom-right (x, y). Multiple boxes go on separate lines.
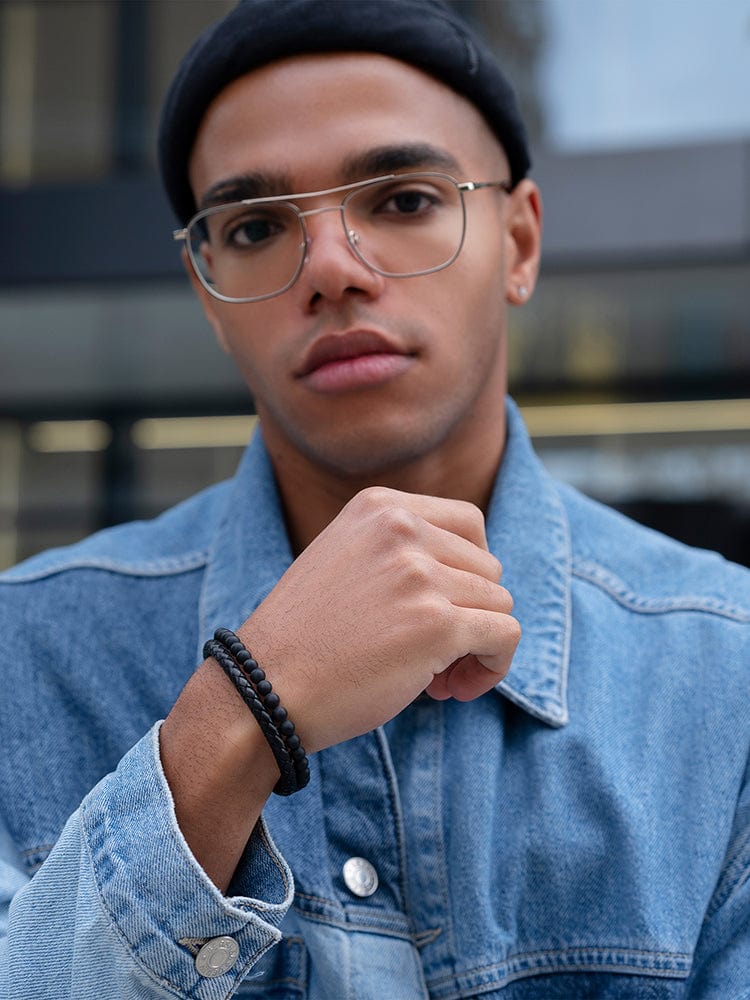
top-left (537, 0), bottom-right (750, 153)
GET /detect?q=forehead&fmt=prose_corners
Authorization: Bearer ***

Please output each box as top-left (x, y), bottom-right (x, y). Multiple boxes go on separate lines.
top-left (188, 52), bottom-right (508, 201)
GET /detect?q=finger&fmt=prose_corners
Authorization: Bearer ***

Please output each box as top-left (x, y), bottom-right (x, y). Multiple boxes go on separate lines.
top-left (425, 652), bottom-right (505, 702)
top-left (444, 608), bottom-right (521, 690)
top-left (444, 652), bottom-right (514, 701)
top-left (411, 495), bottom-right (487, 551)
top-left (441, 567), bottom-right (513, 613)
top-left (424, 672), bottom-right (453, 700)
top-left (415, 520), bottom-right (502, 582)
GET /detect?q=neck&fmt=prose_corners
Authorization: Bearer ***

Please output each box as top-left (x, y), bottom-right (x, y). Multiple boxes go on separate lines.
top-left (264, 405), bottom-right (507, 555)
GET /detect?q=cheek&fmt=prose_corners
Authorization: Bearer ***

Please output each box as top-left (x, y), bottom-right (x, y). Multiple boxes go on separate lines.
top-left (432, 250), bottom-right (506, 353)
top-left (211, 321), bottom-right (276, 397)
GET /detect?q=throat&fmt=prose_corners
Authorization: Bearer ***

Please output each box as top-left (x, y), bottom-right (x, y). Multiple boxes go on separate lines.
top-left (269, 424), bottom-right (506, 554)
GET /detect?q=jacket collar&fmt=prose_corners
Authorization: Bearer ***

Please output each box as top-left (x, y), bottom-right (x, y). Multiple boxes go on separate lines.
top-left (486, 399), bottom-right (570, 726)
top-left (199, 398), bottom-right (570, 729)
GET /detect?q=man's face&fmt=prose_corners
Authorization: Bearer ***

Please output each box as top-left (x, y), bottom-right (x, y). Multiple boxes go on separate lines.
top-left (188, 53), bottom-right (539, 480)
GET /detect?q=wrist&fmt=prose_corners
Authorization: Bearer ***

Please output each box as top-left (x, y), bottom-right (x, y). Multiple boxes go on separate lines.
top-left (160, 658), bottom-right (279, 889)
top-left (205, 629), bottom-right (310, 795)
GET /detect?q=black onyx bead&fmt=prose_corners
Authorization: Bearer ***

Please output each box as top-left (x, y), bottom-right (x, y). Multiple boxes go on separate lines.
top-left (271, 705), bottom-right (287, 722)
top-left (236, 649), bottom-right (252, 665)
top-left (257, 680), bottom-right (272, 697)
top-left (264, 692), bottom-right (280, 710)
top-left (286, 734), bottom-right (301, 750)
top-left (279, 719), bottom-right (295, 736)
top-left (249, 668), bottom-right (265, 684)
top-left (229, 641), bottom-right (244, 656)
top-left (292, 746), bottom-right (307, 762)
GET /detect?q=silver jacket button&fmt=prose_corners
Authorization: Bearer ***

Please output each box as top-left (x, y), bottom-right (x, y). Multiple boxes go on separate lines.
top-left (195, 936), bottom-right (240, 977)
top-left (342, 856), bottom-right (379, 897)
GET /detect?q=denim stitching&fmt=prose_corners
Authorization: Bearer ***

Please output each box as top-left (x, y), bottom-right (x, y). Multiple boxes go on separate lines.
top-left (425, 945), bottom-right (692, 998)
top-left (373, 725), bottom-right (409, 916)
top-left (78, 807), bottom-right (206, 998)
top-left (289, 904), bottom-right (414, 940)
top-left (427, 945), bottom-right (693, 979)
top-left (573, 557), bottom-right (750, 621)
top-left (81, 791), bottom-right (282, 998)
top-left (0, 549), bottom-right (210, 583)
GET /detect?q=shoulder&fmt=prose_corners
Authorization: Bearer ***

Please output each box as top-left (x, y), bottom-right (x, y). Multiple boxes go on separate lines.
top-left (0, 479), bottom-right (230, 587)
top-left (558, 480), bottom-right (750, 624)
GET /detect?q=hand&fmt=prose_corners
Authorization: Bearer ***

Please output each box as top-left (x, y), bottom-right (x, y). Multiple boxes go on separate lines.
top-left (239, 486), bottom-right (520, 752)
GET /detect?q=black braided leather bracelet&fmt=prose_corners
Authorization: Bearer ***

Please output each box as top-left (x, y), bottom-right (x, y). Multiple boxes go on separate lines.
top-left (204, 630), bottom-right (310, 795)
top-left (212, 629), bottom-right (311, 792)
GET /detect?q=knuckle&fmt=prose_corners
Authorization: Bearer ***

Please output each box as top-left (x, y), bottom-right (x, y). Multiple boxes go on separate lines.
top-left (496, 585), bottom-right (514, 613)
top-left (457, 498), bottom-right (483, 520)
top-left (505, 615), bottom-right (522, 646)
top-left (417, 594), bottom-right (452, 633)
top-left (399, 550), bottom-right (435, 591)
top-left (379, 505), bottom-right (421, 542)
top-left (354, 484), bottom-right (397, 512)
top-left (363, 485), bottom-right (390, 506)
top-left (458, 499), bottom-right (485, 533)
top-left (346, 486), bottom-right (389, 521)
top-left (352, 488), bottom-right (424, 542)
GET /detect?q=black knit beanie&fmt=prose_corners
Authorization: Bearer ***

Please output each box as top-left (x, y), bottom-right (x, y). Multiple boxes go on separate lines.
top-left (158, 0), bottom-right (531, 223)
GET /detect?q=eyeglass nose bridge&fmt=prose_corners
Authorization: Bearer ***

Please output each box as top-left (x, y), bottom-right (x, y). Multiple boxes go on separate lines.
top-left (297, 203), bottom-right (362, 265)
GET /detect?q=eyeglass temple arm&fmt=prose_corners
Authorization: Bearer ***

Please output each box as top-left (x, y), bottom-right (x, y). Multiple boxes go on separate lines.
top-left (458, 180), bottom-right (513, 194)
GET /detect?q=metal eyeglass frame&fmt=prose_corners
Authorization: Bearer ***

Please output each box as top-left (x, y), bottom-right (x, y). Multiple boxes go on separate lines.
top-left (173, 172), bottom-right (512, 304)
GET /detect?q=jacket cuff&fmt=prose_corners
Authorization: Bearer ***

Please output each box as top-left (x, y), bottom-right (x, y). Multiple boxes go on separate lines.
top-left (81, 723), bottom-right (294, 997)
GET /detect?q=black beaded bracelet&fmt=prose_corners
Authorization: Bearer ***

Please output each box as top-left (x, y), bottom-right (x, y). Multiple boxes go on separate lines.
top-left (204, 629), bottom-right (309, 795)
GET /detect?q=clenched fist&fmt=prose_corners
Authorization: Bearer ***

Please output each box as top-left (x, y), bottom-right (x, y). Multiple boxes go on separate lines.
top-left (238, 486), bottom-right (520, 752)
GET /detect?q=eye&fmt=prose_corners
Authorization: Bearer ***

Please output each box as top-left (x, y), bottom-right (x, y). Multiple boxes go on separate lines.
top-left (372, 185), bottom-right (442, 218)
top-left (385, 190), bottom-right (434, 214)
top-left (226, 215), bottom-right (283, 247)
top-left (219, 208), bottom-right (289, 249)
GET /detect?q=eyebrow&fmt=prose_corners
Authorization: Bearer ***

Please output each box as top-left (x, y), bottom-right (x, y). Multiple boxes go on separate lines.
top-left (197, 143), bottom-right (464, 210)
top-left (340, 144), bottom-right (463, 181)
top-left (198, 171), bottom-right (295, 210)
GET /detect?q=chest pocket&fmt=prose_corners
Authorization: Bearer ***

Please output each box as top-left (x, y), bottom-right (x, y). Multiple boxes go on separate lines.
top-left (474, 968), bottom-right (689, 999)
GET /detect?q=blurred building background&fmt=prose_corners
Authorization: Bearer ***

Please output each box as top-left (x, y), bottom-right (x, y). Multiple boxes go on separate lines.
top-left (0, 0), bottom-right (748, 568)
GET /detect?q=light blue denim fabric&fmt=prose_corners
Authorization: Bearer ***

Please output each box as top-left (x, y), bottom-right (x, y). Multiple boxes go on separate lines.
top-left (1, 399), bottom-right (749, 999)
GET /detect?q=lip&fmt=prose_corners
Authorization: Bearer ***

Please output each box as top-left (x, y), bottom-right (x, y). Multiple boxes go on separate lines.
top-left (296, 329), bottom-right (416, 393)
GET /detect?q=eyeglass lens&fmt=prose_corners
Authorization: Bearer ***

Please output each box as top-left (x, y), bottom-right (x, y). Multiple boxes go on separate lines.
top-left (187, 174), bottom-right (466, 302)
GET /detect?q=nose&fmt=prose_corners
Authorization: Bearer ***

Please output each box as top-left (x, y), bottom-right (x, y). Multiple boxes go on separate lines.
top-left (297, 206), bottom-right (385, 307)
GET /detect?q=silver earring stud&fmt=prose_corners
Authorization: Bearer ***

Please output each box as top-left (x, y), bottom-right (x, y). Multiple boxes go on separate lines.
top-left (518, 285), bottom-right (529, 299)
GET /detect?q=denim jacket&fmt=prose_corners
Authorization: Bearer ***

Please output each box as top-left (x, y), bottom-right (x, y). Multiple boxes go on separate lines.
top-left (1, 399), bottom-right (749, 1000)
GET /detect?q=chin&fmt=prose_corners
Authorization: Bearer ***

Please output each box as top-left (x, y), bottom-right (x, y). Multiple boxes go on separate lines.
top-left (294, 421), bottom-right (454, 481)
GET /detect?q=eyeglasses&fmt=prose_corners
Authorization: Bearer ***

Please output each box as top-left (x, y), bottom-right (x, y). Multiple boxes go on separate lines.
top-left (173, 172), bottom-right (511, 303)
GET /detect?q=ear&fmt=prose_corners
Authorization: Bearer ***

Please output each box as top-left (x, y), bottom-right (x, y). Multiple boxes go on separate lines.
top-left (504, 179), bottom-right (543, 306)
top-left (181, 246), bottom-right (232, 354)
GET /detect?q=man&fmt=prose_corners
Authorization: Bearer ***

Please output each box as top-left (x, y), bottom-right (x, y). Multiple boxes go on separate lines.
top-left (1, 1), bottom-right (748, 997)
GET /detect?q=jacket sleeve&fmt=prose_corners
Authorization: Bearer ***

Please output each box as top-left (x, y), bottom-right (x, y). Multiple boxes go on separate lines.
top-left (685, 752), bottom-right (750, 998)
top-left (0, 724), bottom-right (294, 1000)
